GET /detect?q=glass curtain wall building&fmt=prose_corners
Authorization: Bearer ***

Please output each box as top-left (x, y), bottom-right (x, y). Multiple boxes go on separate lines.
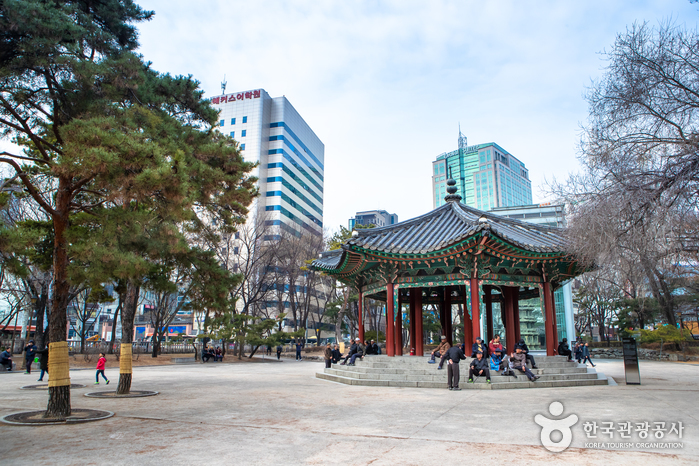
top-left (432, 133), bottom-right (532, 210)
top-left (210, 89), bottom-right (324, 237)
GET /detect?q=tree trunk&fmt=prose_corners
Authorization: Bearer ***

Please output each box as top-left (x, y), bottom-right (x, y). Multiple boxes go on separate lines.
top-left (34, 286), bottom-right (48, 350)
top-left (108, 299), bottom-right (121, 354)
top-left (46, 182), bottom-right (71, 419)
top-left (117, 281), bottom-right (139, 395)
top-left (248, 344), bottom-right (260, 358)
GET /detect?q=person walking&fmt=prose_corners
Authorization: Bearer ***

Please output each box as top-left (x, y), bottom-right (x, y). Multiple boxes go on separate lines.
top-left (276, 344), bottom-right (282, 360)
top-left (95, 352), bottom-right (110, 385)
top-left (24, 340), bottom-right (37, 374)
top-left (295, 341), bottom-right (303, 361)
top-left (36, 346), bottom-right (49, 381)
top-left (580, 343), bottom-right (595, 367)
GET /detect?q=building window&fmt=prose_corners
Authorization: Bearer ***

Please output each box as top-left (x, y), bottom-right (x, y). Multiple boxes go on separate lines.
top-left (241, 130), bottom-right (247, 137)
top-left (242, 116), bottom-right (248, 123)
top-left (240, 143), bottom-right (245, 150)
top-left (220, 120), bottom-right (225, 127)
top-left (231, 118), bottom-right (236, 125)
top-left (233, 247), bottom-right (239, 255)
top-left (229, 131), bottom-right (234, 138)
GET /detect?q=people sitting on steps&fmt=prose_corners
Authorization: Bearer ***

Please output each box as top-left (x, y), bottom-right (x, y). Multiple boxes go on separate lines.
top-left (331, 344), bottom-right (341, 364)
top-left (340, 338), bottom-right (362, 365)
top-left (0, 347), bottom-right (12, 371)
top-left (488, 334), bottom-right (505, 359)
top-left (557, 338), bottom-right (573, 361)
top-left (202, 346), bottom-right (214, 362)
top-left (364, 340), bottom-right (379, 355)
top-left (511, 347), bottom-right (539, 381)
top-left (471, 337), bottom-right (489, 358)
top-left (444, 344), bottom-right (466, 390)
top-left (348, 339), bottom-right (365, 365)
top-left (428, 335), bottom-right (451, 369)
top-left (468, 351), bottom-right (491, 384)
top-left (514, 338), bottom-right (538, 369)
top-left (214, 347), bottom-right (223, 362)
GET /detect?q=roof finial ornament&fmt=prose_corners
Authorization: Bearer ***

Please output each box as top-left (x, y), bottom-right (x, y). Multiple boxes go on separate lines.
top-left (444, 166), bottom-right (462, 203)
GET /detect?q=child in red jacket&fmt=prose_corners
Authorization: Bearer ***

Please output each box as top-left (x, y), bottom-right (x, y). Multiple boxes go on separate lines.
top-left (95, 353), bottom-right (109, 385)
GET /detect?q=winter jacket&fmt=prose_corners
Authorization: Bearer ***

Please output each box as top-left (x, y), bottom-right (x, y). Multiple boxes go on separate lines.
top-left (489, 341), bottom-right (504, 354)
top-left (96, 356), bottom-right (106, 371)
top-left (511, 352), bottom-right (528, 368)
top-left (36, 348), bottom-right (49, 371)
top-left (514, 340), bottom-right (530, 353)
top-left (581, 346), bottom-right (591, 358)
top-left (324, 347), bottom-right (332, 360)
top-left (348, 342), bottom-right (359, 356)
top-left (434, 340), bottom-right (451, 355)
top-left (444, 346), bottom-right (466, 364)
top-left (331, 348), bottom-right (341, 363)
top-left (24, 344), bottom-right (36, 361)
top-left (0, 350), bottom-right (11, 362)
top-left (470, 356), bottom-right (489, 372)
top-left (471, 341), bottom-right (489, 357)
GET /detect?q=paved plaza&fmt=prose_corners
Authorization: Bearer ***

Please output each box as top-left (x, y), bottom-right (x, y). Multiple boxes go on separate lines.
top-left (0, 358), bottom-right (697, 465)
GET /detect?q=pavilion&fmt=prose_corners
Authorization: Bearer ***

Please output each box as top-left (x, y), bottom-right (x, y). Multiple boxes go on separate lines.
top-left (311, 180), bottom-right (587, 356)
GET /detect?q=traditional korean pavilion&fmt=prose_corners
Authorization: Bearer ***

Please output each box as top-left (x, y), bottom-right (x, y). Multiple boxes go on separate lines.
top-left (311, 179), bottom-right (587, 356)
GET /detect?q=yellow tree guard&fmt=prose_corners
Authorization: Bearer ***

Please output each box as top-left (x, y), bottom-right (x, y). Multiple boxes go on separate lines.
top-left (48, 341), bottom-right (71, 388)
top-left (120, 343), bottom-right (132, 374)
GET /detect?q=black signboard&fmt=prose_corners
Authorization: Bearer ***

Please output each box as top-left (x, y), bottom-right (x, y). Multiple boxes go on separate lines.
top-left (622, 337), bottom-right (641, 385)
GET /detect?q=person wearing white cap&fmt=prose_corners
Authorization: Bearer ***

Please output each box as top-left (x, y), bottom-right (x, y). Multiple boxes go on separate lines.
top-left (428, 335), bottom-right (451, 369)
top-left (339, 338), bottom-right (363, 366)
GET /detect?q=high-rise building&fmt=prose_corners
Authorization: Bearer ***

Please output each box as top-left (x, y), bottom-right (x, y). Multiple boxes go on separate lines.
top-left (210, 88), bottom-right (324, 237)
top-left (431, 132), bottom-right (532, 210)
top-left (348, 210), bottom-right (398, 230)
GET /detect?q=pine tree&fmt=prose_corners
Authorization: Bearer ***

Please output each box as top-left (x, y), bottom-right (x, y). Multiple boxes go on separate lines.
top-left (0, 1), bottom-right (255, 416)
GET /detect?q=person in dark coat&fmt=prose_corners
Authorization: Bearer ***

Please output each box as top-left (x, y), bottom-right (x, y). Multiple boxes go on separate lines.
top-left (276, 344), bottom-right (282, 360)
top-left (580, 343), bottom-right (595, 367)
top-left (557, 338), bottom-right (572, 360)
top-left (36, 346), bottom-right (49, 381)
top-left (340, 339), bottom-right (360, 365)
top-left (444, 344), bottom-right (467, 390)
top-left (574, 341), bottom-right (583, 363)
top-left (470, 337), bottom-right (489, 358)
top-left (24, 340), bottom-right (37, 374)
top-left (514, 338), bottom-right (537, 369)
top-left (323, 343), bottom-right (333, 368)
top-left (0, 347), bottom-right (13, 371)
top-left (331, 344), bottom-right (341, 363)
top-left (295, 341), bottom-right (303, 361)
top-left (468, 351), bottom-right (491, 383)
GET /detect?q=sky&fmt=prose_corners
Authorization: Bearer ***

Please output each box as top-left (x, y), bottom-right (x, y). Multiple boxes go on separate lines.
top-left (5, 1), bottom-right (699, 235)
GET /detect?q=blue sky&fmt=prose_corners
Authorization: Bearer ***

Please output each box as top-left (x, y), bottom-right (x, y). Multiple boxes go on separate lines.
top-left (6, 1), bottom-right (698, 234)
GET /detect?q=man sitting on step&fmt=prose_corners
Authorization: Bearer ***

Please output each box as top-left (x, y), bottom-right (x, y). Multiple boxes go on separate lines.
top-left (347, 339), bottom-right (365, 366)
top-left (557, 338), bottom-right (573, 361)
top-left (511, 347), bottom-right (539, 381)
top-left (471, 337), bottom-right (489, 358)
top-left (514, 338), bottom-right (538, 369)
top-left (445, 344), bottom-right (467, 390)
top-left (428, 335), bottom-right (451, 369)
top-left (468, 351), bottom-right (491, 384)
top-left (339, 339), bottom-right (360, 365)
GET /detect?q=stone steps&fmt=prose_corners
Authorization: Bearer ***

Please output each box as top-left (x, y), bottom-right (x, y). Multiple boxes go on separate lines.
top-left (317, 355), bottom-right (610, 390)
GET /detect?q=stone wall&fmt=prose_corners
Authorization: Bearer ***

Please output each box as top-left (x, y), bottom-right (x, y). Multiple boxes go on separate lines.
top-left (589, 347), bottom-right (696, 362)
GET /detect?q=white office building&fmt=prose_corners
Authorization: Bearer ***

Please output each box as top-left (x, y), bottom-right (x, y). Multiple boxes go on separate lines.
top-left (210, 89), bottom-right (324, 237)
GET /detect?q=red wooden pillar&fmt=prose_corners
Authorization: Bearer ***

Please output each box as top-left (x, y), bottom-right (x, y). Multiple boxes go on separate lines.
top-left (503, 287), bottom-right (516, 352)
top-left (444, 287), bottom-right (453, 345)
top-left (551, 287), bottom-right (559, 352)
top-left (409, 289), bottom-right (416, 354)
top-left (386, 283), bottom-right (395, 357)
top-left (543, 281), bottom-right (555, 356)
top-left (484, 285), bottom-right (493, 343)
top-left (512, 287), bottom-right (521, 345)
top-left (415, 289), bottom-right (424, 356)
top-left (470, 278), bottom-right (481, 341)
top-left (462, 285), bottom-right (473, 346)
top-left (395, 290), bottom-right (403, 355)
top-left (358, 291), bottom-right (365, 343)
